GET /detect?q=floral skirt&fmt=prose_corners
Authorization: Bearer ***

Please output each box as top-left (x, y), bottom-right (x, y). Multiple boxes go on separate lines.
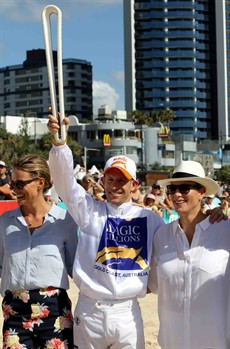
top-left (2, 287), bottom-right (73, 349)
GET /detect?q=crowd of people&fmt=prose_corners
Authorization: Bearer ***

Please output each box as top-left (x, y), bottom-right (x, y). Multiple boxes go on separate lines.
top-left (0, 113), bottom-right (229, 348)
top-left (74, 171), bottom-right (230, 224)
top-left (2, 164), bottom-right (230, 225)
top-left (1, 155), bottom-right (230, 226)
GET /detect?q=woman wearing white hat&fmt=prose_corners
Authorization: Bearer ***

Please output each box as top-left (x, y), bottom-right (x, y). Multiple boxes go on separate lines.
top-left (148, 160), bottom-right (230, 349)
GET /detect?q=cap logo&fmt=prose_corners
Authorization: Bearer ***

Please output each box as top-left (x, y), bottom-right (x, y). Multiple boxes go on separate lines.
top-left (111, 158), bottom-right (128, 169)
top-left (104, 155), bottom-right (136, 180)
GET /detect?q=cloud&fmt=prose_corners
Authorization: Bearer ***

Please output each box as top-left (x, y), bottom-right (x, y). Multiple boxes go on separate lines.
top-left (1, 0), bottom-right (122, 22)
top-left (1, 1), bottom-right (44, 22)
top-left (93, 81), bottom-right (119, 116)
top-left (113, 70), bottom-right (124, 84)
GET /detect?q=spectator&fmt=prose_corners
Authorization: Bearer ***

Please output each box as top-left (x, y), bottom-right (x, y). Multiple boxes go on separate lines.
top-left (131, 178), bottom-right (144, 207)
top-left (202, 194), bottom-right (218, 213)
top-left (143, 193), bottom-right (162, 216)
top-left (216, 180), bottom-right (224, 198)
top-left (151, 182), bottom-right (172, 213)
top-left (220, 198), bottom-right (230, 218)
top-left (222, 189), bottom-right (229, 199)
top-left (0, 161), bottom-right (16, 200)
top-left (81, 174), bottom-right (105, 201)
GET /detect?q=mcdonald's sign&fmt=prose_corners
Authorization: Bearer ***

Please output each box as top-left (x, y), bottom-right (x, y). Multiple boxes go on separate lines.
top-left (158, 125), bottom-right (169, 139)
top-left (103, 134), bottom-right (111, 147)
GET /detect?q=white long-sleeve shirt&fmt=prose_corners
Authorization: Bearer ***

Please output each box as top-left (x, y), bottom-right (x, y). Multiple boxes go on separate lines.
top-left (49, 144), bottom-right (165, 300)
top-left (148, 217), bottom-right (230, 349)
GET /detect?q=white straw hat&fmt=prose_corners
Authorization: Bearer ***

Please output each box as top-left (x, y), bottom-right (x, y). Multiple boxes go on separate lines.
top-left (158, 160), bottom-right (218, 196)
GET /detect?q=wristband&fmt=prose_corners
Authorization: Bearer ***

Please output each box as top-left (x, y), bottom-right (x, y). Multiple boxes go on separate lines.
top-left (51, 136), bottom-right (67, 146)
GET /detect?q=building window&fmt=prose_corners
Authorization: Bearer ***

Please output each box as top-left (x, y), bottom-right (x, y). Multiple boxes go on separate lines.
top-left (67, 63), bottom-right (75, 69)
top-left (68, 131), bottom-right (78, 142)
top-left (67, 97), bottom-right (76, 102)
top-left (126, 147), bottom-right (137, 156)
top-left (87, 130), bottom-right (96, 141)
top-left (68, 80), bottom-right (75, 86)
top-left (127, 130), bottom-right (136, 139)
top-left (114, 130), bottom-right (123, 138)
top-left (162, 150), bottom-right (174, 159)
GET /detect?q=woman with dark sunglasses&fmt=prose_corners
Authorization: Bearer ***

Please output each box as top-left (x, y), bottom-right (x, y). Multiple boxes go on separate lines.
top-left (0, 154), bottom-right (78, 349)
top-left (148, 160), bottom-right (230, 349)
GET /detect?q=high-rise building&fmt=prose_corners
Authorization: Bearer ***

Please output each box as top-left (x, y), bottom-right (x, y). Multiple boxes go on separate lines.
top-left (0, 49), bottom-right (93, 121)
top-left (124, 0), bottom-right (229, 141)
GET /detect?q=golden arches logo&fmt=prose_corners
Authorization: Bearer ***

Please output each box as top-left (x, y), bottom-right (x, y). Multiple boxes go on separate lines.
top-left (103, 134), bottom-right (111, 147)
top-left (159, 125), bottom-right (169, 138)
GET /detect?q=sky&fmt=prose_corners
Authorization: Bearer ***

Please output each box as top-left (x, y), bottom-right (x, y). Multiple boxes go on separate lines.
top-left (0, 0), bottom-right (124, 116)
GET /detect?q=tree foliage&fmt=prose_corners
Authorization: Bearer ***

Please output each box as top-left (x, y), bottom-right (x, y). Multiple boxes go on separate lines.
top-left (131, 110), bottom-right (153, 127)
top-left (130, 108), bottom-right (175, 127)
top-left (156, 108), bottom-right (175, 124)
top-left (215, 166), bottom-right (230, 184)
top-left (0, 118), bottom-right (82, 169)
top-left (149, 163), bottom-right (174, 177)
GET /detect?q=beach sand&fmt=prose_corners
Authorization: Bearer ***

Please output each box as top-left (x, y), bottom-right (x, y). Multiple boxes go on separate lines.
top-left (0, 279), bottom-right (160, 348)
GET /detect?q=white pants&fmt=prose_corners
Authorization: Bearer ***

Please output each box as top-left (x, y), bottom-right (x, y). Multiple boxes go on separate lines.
top-left (73, 294), bottom-right (145, 349)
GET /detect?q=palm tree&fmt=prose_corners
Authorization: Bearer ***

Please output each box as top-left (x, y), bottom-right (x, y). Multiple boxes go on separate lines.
top-left (130, 110), bottom-right (153, 127)
top-left (157, 108), bottom-right (175, 125)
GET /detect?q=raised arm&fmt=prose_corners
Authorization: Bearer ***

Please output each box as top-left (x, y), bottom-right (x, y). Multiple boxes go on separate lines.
top-left (47, 112), bottom-right (89, 228)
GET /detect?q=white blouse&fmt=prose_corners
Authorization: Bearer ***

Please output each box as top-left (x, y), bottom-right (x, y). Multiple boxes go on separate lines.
top-left (148, 217), bottom-right (230, 349)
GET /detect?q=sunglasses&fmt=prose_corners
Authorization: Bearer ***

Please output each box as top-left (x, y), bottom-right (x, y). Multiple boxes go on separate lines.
top-left (10, 178), bottom-right (39, 190)
top-left (166, 183), bottom-right (202, 195)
